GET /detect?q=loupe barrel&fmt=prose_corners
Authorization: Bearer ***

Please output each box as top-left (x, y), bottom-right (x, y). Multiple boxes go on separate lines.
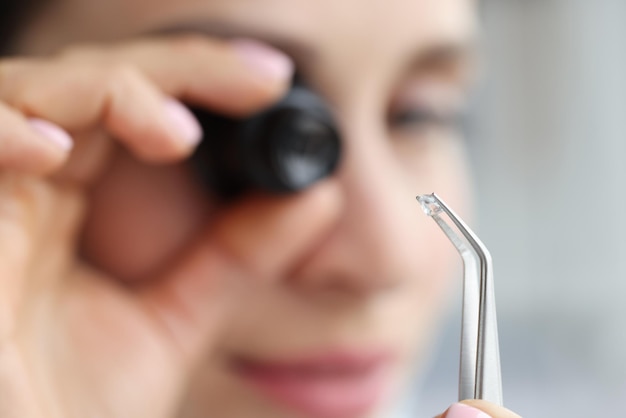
top-left (190, 84), bottom-right (342, 199)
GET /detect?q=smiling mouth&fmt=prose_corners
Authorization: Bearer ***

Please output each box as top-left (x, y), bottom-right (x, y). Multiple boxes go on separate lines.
top-left (231, 349), bottom-right (396, 418)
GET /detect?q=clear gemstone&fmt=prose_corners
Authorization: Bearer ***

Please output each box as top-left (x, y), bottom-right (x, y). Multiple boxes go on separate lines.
top-left (416, 194), bottom-right (443, 217)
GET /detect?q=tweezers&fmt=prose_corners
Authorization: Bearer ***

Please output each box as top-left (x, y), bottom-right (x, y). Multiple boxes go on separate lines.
top-left (416, 193), bottom-right (503, 405)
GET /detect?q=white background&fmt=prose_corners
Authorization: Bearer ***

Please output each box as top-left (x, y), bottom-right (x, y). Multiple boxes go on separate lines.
top-left (413, 1), bottom-right (626, 417)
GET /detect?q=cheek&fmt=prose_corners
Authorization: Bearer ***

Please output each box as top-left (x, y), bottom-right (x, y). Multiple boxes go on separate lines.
top-left (395, 131), bottom-right (473, 220)
top-left (80, 150), bottom-right (212, 281)
top-left (393, 133), bottom-right (472, 297)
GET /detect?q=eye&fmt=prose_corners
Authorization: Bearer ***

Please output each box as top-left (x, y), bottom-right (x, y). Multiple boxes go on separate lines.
top-left (389, 106), bottom-right (460, 131)
top-left (387, 81), bottom-right (465, 135)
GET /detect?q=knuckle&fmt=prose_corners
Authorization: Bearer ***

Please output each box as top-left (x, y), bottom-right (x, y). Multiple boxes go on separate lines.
top-left (0, 175), bottom-right (52, 240)
top-left (168, 34), bottom-right (221, 56)
top-left (0, 107), bottom-right (25, 144)
top-left (57, 43), bottom-right (102, 62)
top-left (107, 63), bottom-right (141, 83)
top-left (0, 58), bottom-right (29, 96)
top-left (104, 63), bottom-right (143, 92)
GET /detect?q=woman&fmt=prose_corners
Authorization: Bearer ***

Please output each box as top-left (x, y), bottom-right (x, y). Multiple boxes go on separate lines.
top-left (0, 0), bottom-right (521, 417)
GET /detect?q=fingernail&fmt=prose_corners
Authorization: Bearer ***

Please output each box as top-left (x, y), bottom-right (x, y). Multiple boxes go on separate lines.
top-left (231, 39), bottom-right (294, 81)
top-left (29, 118), bottom-right (73, 151)
top-left (446, 403), bottom-right (492, 418)
top-left (164, 98), bottom-right (202, 146)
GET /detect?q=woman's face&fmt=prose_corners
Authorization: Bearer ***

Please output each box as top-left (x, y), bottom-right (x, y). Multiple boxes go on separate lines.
top-left (18, 0), bottom-right (476, 417)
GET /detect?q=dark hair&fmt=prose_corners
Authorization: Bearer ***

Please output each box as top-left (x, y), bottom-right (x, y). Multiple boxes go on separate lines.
top-left (0, 0), bottom-right (43, 54)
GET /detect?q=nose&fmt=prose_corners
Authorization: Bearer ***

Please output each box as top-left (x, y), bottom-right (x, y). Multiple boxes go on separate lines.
top-left (289, 122), bottom-right (436, 298)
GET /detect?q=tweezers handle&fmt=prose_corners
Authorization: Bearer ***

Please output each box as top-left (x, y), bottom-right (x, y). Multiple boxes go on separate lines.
top-left (418, 194), bottom-right (503, 405)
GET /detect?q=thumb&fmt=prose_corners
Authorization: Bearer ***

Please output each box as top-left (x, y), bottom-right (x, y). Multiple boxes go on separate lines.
top-left (138, 181), bottom-right (342, 364)
top-left (436, 400), bottom-right (521, 418)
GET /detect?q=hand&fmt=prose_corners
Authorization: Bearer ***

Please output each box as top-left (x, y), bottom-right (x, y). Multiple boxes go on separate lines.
top-left (0, 36), bottom-right (342, 418)
top-left (436, 400), bottom-right (522, 418)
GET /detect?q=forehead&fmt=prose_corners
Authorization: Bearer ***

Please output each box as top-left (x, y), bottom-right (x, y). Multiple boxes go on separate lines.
top-left (23, 0), bottom-right (476, 97)
top-left (54, 0), bottom-right (475, 53)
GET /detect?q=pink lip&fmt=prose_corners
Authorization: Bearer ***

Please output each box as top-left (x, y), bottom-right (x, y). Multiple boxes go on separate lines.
top-left (232, 349), bottom-right (396, 418)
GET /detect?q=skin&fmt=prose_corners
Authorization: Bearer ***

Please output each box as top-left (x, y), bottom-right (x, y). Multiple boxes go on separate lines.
top-left (0, 0), bottom-right (521, 417)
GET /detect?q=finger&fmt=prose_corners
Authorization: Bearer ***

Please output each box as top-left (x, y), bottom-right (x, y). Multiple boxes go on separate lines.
top-left (0, 36), bottom-right (292, 163)
top-left (0, 59), bottom-right (201, 163)
top-left (138, 181), bottom-right (343, 362)
top-left (0, 175), bottom-right (62, 338)
top-left (29, 184), bottom-right (85, 289)
top-left (50, 129), bottom-right (116, 186)
top-left (436, 401), bottom-right (522, 418)
top-left (93, 36), bottom-right (295, 115)
top-left (0, 102), bottom-right (73, 175)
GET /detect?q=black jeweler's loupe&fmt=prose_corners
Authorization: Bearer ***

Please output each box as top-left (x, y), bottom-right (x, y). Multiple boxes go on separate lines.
top-left (189, 82), bottom-right (342, 200)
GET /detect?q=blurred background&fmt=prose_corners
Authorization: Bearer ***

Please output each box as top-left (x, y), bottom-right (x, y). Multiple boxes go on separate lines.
top-left (411, 1), bottom-right (626, 417)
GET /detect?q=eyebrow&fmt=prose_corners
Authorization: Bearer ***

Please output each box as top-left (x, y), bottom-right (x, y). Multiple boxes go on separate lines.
top-left (404, 40), bottom-right (476, 82)
top-left (156, 20), bottom-right (475, 84)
